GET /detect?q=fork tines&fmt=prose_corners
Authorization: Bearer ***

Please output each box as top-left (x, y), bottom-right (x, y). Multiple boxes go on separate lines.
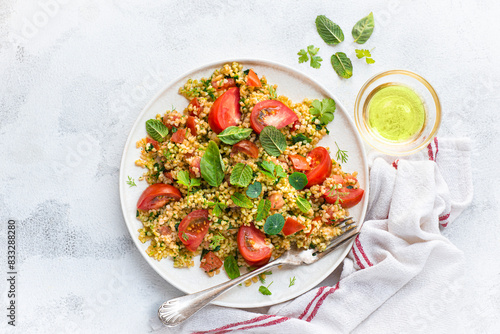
top-left (335, 217), bottom-right (356, 231)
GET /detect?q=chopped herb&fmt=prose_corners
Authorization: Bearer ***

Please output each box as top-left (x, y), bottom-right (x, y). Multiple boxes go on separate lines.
top-left (292, 134), bottom-right (312, 144)
top-left (289, 276), bottom-right (296, 287)
top-left (210, 233), bottom-right (225, 249)
top-left (335, 141), bottom-right (349, 164)
top-left (243, 69), bottom-right (250, 75)
top-left (268, 85), bottom-right (278, 100)
top-left (126, 176), bottom-right (137, 187)
top-left (175, 222), bottom-right (180, 231)
top-left (259, 281), bottom-right (273, 295)
top-left (182, 232), bottom-right (189, 241)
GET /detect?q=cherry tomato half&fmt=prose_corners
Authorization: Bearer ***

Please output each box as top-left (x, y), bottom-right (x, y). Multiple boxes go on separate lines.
top-left (324, 175), bottom-right (364, 208)
top-left (212, 78), bottom-right (236, 90)
top-left (189, 156), bottom-right (201, 178)
top-left (200, 251), bottom-right (223, 273)
top-left (170, 128), bottom-right (186, 143)
top-left (246, 69), bottom-right (262, 87)
top-left (250, 100), bottom-right (298, 134)
top-left (146, 138), bottom-right (159, 150)
top-left (269, 193), bottom-right (284, 210)
top-left (282, 217), bottom-right (305, 236)
top-left (137, 184), bottom-right (182, 210)
top-left (178, 209), bottom-right (210, 252)
top-left (208, 87), bottom-right (241, 134)
top-left (231, 140), bottom-right (259, 159)
top-left (237, 223), bottom-right (272, 267)
top-left (305, 147), bottom-right (332, 188)
top-left (188, 98), bottom-right (202, 117)
top-left (288, 154), bottom-right (311, 171)
top-left (186, 116), bottom-right (197, 136)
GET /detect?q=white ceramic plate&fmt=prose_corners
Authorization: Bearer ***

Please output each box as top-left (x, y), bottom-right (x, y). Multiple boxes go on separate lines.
top-left (119, 59), bottom-right (369, 308)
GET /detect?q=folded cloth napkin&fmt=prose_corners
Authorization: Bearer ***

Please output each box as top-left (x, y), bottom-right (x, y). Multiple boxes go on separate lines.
top-left (154, 137), bottom-right (473, 334)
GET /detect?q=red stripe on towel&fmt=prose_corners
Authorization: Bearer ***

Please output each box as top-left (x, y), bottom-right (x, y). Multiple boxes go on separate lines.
top-left (434, 137), bottom-right (439, 161)
top-left (427, 143), bottom-right (434, 161)
top-left (352, 246), bottom-right (365, 269)
top-left (193, 315), bottom-right (274, 334)
top-left (355, 236), bottom-right (373, 267)
top-left (306, 283), bottom-right (340, 322)
top-left (298, 286), bottom-right (327, 319)
top-left (231, 316), bottom-right (290, 333)
top-left (439, 213), bottom-right (450, 221)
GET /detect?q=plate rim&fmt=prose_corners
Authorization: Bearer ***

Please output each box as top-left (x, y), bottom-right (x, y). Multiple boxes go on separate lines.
top-left (119, 58), bottom-right (369, 308)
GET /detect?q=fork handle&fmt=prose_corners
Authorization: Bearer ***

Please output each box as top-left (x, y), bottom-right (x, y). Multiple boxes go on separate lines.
top-left (158, 259), bottom-right (282, 326)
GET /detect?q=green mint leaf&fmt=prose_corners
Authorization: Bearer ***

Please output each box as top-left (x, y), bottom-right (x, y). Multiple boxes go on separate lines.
top-left (331, 52), bottom-right (353, 79)
top-left (315, 15), bottom-right (344, 45)
top-left (275, 165), bottom-right (287, 178)
top-left (200, 141), bottom-right (225, 187)
top-left (246, 182), bottom-right (262, 198)
top-left (259, 126), bottom-right (287, 157)
top-left (217, 126), bottom-right (253, 145)
top-left (176, 170), bottom-right (191, 187)
top-left (224, 255), bottom-right (240, 279)
top-left (307, 45), bottom-right (319, 56)
top-left (298, 49), bottom-right (309, 63)
top-left (146, 119), bottom-right (169, 142)
top-left (264, 213), bottom-right (285, 235)
top-left (255, 198), bottom-right (271, 221)
top-left (231, 192), bottom-right (253, 209)
top-left (310, 55), bottom-right (323, 69)
top-left (259, 282), bottom-right (273, 295)
top-left (289, 172), bottom-right (308, 190)
top-left (292, 134), bottom-right (312, 144)
top-left (310, 98), bottom-right (336, 125)
top-left (230, 163), bottom-right (253, 187)
top-left (352, 12), bottom-right (374, 44)
top-left (296, 197), bottom-right (312, 213)
top-left (366, 57), bottom-right (375, 64)
top-left (212, 202), bottom-right (227, 217)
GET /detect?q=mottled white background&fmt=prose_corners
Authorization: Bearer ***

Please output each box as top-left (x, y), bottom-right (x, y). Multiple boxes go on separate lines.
top-left (1, 0), bottom-right (499, 333)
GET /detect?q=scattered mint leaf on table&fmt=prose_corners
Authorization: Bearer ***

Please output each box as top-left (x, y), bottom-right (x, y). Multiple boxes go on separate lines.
top-left (315, 15), bottom-right (344, 45)
top-left (331, 52), bottom-right (353, 79)
top-left (352, 12), bottom-right (375, 44)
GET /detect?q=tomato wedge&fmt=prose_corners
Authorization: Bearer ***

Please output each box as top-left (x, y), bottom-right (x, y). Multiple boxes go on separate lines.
top-left (237, 223), bottom-right (272, 267)
top-left (288, 154), bottom-right (311, 171)
top-left (231, 140), bottom-right (259, 159)
top-left (250, 100), bottom-right (299, 134)
top-left (189, 156), bottom-right (201, 178)
top-left (305, 147), bottom-right (332, 187)
top-left (246, 69), bottom-right (262, 87)
top-left (188, 98), bottom-right (202, 117)
top-left (212, 78), bottom-right (236, 90)
top-left (324, 175), bottom-right (364, 208)
top-left (282, 217), bottom-right (305, 236)
top-left (178, 209), bottom-right (210, 252)
top-left (208, 87), bottom-right (241, 134)
top-left (269, 193), bottom-right (284, 210)
top-left (200, 251), bottom-right (223, 273)
top-left (137, 184), bottom-right (182, 210)
top-left (186, 116), bottom-right (197, 136)
top-left (146, 138), bottom-right (159, 150)
top-left (170, 128), bottom-right (186, 143)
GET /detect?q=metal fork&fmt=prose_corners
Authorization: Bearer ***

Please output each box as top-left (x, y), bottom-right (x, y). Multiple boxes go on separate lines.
top-left (158, 217), bottom-right (358, 327)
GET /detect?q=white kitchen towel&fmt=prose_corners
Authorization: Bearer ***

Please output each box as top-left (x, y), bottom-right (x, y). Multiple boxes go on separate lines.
top-left (155, 137), bottom-right (473, 334)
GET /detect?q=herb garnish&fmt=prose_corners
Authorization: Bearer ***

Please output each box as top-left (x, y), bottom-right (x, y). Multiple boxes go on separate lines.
top-left (210, 233), bottom-right (225, 249)
top-left (296, 197), bottom-right (312, 214)
top-left (126, 176), bottom-right (137, 187)
top-left (289, 276), bottom-right (296, 287)
top-left (331, 52), bottom-right (353, 79)
top-left (264, 213), bottom-right (285, 235)
top-left (298, 45), bottom-right (323, 68)
top-left (257, 160), bottom-right (287, 181)
top-left (146, 119), bottom-right (169, 142)
top-left (259, 281), bottom-right (273, 295)
top-left (246, 181), bottom-right (262, 198)
top-left (268, 85), bottom-right (278, 100)
top-left (230, 163), bottom-right (253, 187)
top-left (335, 141), bottom-right (349, 164)
top-left (292, 134), bottom-right (312, 144)
top-left (355, 49), bottom-right (375, 64)
top-left (217, 126), bottom-right (253, 145)
top-left (208, 201), bottom-right (228, 217)
top-left (255, 198), bottom-right (271, 222)
top-left (315, 15), bottom-right (344, 45)
top-left (181, 232), bottom-right (189, 241)
top-left (177, 170), bottom-right (201, 200)
top-left (224, 255), bottom-right (240, 279)
top-left (310, 98), bottom-right (336, 125)
top-left (352, 12), bottom-right (375, 44)
top-left (200, 141), bottom-right (225, 187)
top-left (231, 192), bottom-right (253, 209)
top-left (288, 172), bottom-right (308, 190)
top-left (259, 126), bottom-right (287, 157)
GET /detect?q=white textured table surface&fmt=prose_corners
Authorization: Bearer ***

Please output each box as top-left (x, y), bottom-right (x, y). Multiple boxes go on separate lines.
top-left (1, 1), bottom-right (499, 333)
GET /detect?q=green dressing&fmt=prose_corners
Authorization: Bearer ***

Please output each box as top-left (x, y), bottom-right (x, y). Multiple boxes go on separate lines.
top-left (367, 84), bottom-right (425, 142)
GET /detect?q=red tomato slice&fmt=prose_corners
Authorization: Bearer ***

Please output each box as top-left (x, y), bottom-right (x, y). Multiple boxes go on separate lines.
top-left (269, 193), bottom-right (284, 210)
top-left (137, 184), bottom-right (182, 210)
top-left (178, 209), bottom-right (210, 252)
top-left (212, 78), bottom-right (236, 90)
top-left (200, 251), bottom-right (223, 273)
top-left (231, 140), bottom-right (259, 159)
top-left (288, 154), bottom-right (311, 171)
top-left (189, 156), bottom-right (201, 178)
top-left (189, 98), bottom-right (202, 117)
top-left (246, 69), bottom-right (262, 87)
top-left (250, 100), bottom-right (299, 134)
top-left (282, 217), bottom-right (305, 236)
top-left (146, 138), bottom-right (159, 150)
top-left (324, 183), bottom-right (364, 208)
top-left (208, 87), bottom-right (241, 134)
top-left (237, 224), bottom-right (272, 267)
top-left (170, 128), bottom-right (186, 143)
top-left (162, 113), bottom-right (181, 129)
top-left (305, 147), bottom-right (332, 187)
top-left (186, 116), bottom-right (197, 136)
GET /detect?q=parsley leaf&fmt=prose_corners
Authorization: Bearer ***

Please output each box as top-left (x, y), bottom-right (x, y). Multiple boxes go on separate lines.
top-left (299, 45), bottom-right (323, 69)
top-left (310, 55), bottom-right (323, 69)
top-left (310, 98), bottom-right (336, 125)
top-left (355, 49), bottom-right (375, 64)
top-left (298, 49), bottom-right (309, 63)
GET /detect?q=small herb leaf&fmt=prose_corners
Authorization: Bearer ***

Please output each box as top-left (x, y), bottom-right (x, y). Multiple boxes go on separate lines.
top-left (260, 126), bottom-right (287, 157)
top-left (146, 119), bottom-right (169, 142)
top-left (315, 15), bottom-right (344, 45)
top-left (292, 134), bottom-right (312, 144)
top-left (224, 255), bottom-right (240, 279)
top-left (255, 198), bottom-right (271, 221)
top-left (200, 141), bottom-right (225, 187)
top-left (231, 192), bottom-right (253, 209)
top-left (289, 172), bottom-right (308, 190)
top-left (176, 170), bottom-right (191, 187)
top-left (246, 182), bottom-right (262, 198)
top-left (230, 163), bottom-right (253, 187)
top-left (296, 197), bottom-right (312, 214)
top-left (259, 282), bottom-right (273, 295)
top-left (352, 12), bottom-right (375, 44)
top-left (310, 98), bottom-right (336, 125)
top-left (217, 126), bottom-right (253, 145)
top-left (298, 49), bottom-right (309, 63)
top-left (331, 52), bottom-right (353, 79)
top-left (264, 214), bottom-right (285, 235)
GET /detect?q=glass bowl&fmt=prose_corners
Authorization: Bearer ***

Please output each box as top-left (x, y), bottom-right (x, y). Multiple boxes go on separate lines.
top-left (354, 70), bottom-right (441, 156)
